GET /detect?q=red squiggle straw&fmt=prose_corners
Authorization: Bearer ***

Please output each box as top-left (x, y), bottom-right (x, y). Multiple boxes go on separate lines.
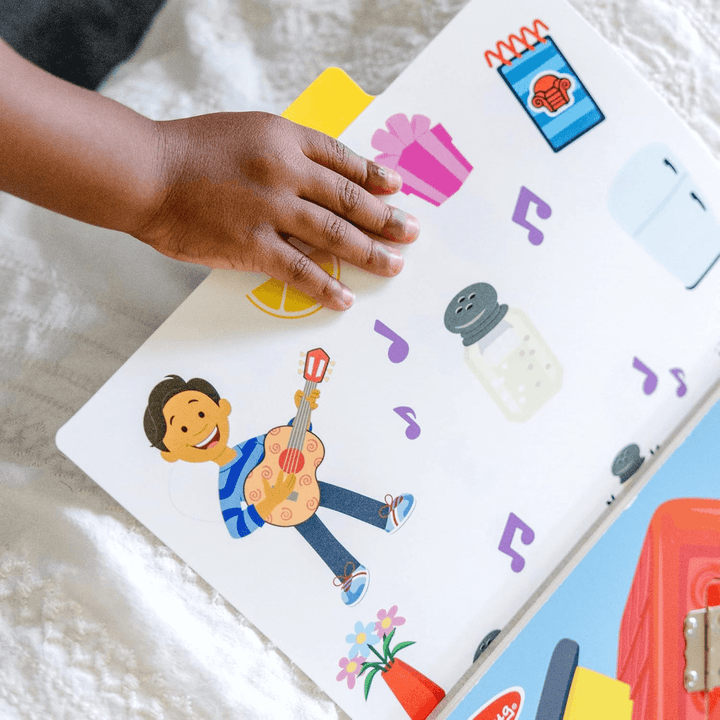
top-left (484, 19), bottom-right (549, 68)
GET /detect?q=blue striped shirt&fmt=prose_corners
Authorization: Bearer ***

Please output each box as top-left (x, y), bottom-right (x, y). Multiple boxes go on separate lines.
top-left (218, 419), bottom-right (304, 539)
top-left (218, 436), bottom-right (267, 538)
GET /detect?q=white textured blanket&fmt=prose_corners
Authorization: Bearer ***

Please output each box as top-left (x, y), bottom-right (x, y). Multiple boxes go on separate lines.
top-left (1, 1), bottom-right (719, 717)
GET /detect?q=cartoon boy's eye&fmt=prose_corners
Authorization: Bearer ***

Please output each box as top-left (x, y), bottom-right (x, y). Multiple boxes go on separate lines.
top-left (181, 426), bottom-right (188, 433)
top-left (198, 411), bottom-right (205, 418)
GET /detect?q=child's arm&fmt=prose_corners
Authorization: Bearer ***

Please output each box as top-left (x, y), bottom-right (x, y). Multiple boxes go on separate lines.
top-left (0, 39), bottom-right (419, 310)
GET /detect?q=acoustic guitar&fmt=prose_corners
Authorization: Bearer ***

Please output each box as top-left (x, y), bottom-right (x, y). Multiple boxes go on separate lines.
top-left (243, 347), bottom-right (331, 527)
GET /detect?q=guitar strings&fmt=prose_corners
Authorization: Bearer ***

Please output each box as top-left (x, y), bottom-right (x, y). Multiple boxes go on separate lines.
top-left (285, 378), bottom-right (315, 474)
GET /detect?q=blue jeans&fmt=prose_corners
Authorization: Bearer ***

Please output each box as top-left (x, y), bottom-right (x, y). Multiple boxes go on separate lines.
top-left (294, 481), bottom-right (386, 578)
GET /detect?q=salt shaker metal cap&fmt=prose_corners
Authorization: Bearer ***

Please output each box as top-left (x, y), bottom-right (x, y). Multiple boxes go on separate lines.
top-left (444, 282), bottom-right (508, 346)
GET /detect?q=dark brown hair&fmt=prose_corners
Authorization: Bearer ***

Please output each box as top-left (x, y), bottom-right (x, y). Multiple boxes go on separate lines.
top-left (144, 375), bottom-right (220, 451)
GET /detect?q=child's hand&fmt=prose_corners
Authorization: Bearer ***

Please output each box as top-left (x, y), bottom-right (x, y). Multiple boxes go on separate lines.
top-left (0, 43), bottom-right (417, 307)
top-left (137, 111), bottom-right (420, 310)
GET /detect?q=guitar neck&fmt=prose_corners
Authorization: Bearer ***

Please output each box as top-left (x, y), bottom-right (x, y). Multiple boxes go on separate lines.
top-left (288, 378), bottom-right (316, 450)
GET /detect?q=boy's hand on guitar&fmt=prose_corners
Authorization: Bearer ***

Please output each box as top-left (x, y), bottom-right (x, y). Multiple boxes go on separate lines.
top-left (255, 470), bottom-right (297, 520)
top-left (294, 388), bottom-right (320, 410)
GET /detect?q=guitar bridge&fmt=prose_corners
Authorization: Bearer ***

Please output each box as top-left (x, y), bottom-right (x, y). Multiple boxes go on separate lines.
top-left (288, 491), bottom-right (299, 502)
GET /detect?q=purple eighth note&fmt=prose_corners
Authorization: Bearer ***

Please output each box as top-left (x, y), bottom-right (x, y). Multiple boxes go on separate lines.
top-left (393, 407), bottom-right (421, 440)
top-left (498, 512), bottom-right (535, 573)
top-left (632, 356), bottom-right (658, 395)
top-left (374, 320), bottom-right (409, 363)
top-left (511, 186), bottom-right (552, 246)
top-left (670, 368), bottom-right (687, 397)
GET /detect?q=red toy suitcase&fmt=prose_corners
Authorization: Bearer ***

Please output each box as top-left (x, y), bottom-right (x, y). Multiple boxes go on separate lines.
top-left (618, 499), bottom-right (720, 719)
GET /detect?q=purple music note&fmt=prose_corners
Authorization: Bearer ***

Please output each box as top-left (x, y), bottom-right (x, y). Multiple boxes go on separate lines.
top-left (632, 357), bottom-right (658, 395)
top-left (498, 512), bottom-right (535, 573)
top-left (670, 368), bottom-right (687, 397)
top-left (393, 406), bottom-right (421, 439)
top-left (511, 186), bottom-right (552, 246)
top-left (374, 320), bottom-right (409, 363)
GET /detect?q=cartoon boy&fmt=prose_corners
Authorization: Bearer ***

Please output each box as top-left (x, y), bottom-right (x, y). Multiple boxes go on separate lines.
top-left (143, 375), bottom-right (415, 607)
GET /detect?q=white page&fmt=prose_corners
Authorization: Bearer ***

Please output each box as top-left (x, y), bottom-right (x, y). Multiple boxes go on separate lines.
top-left (57, 0), bottom-right (720, 717)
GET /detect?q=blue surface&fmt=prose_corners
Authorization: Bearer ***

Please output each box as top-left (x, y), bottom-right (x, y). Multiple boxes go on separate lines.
top-left (449, 398), bottom-right (720, 719)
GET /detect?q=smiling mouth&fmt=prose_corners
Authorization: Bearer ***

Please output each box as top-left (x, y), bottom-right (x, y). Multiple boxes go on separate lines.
top-left (193, 426), bottom-right (220, 450)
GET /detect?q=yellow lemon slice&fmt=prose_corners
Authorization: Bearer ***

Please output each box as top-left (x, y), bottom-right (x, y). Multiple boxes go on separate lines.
top-left (246, 251), bottom-right (341, 319)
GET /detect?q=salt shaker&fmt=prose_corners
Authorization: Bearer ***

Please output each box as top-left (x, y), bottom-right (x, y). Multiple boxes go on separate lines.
top-left (444, 282), bottom-right (563, 421)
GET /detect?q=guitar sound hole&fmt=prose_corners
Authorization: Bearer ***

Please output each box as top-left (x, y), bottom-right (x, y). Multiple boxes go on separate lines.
top-left (279, 448), bottom-right (305, 473)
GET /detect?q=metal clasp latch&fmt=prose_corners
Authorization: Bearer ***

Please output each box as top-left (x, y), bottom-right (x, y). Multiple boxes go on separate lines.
top-left (684, 605), bottom-right (720, 692)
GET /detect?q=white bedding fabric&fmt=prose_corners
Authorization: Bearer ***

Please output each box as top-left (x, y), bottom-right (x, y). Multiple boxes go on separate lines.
top-left (1, 1), bottom-right (719, 717)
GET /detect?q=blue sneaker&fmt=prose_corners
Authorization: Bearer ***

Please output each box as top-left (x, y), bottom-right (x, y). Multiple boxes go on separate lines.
top-left (337, 564), bottom-right (370, 607)
top-left (382, 493), bottom-right (416, 535)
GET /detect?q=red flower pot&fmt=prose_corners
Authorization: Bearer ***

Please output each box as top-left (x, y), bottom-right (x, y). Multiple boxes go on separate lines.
top-left (382, 658), bottom-right (446, 720)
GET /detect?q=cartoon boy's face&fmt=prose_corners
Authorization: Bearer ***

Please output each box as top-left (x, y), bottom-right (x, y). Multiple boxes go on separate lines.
top-left (160, 390), bottom-right (232, 464)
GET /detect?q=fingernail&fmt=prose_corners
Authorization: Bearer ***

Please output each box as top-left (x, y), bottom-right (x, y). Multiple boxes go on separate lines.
top-left (372, 164), bottom-right (403, 191)
top-left (340, 286), bottom-right (355, 309)
top-left (382, 207), bottom-right (421, 243)
top-left (373, 241), bottom-right (405, 275)
top-left (387, 248), bottom-right (404, 275)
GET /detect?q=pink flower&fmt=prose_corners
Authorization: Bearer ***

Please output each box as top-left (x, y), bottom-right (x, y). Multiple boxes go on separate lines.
top-left (374, 605), bottom-right (406, 637)
top-left (337, 655), bottom-right (363, 690)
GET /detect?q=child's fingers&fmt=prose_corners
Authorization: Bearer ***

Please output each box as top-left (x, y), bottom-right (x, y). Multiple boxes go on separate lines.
top-left (300, 129), bottom-right (402, 195)
top-left (253, 231), bottom-right (356, 311)
top-left (301, 162), bottom-right (420, 245)
top-left (284, 198), bottom-right (405, 278)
